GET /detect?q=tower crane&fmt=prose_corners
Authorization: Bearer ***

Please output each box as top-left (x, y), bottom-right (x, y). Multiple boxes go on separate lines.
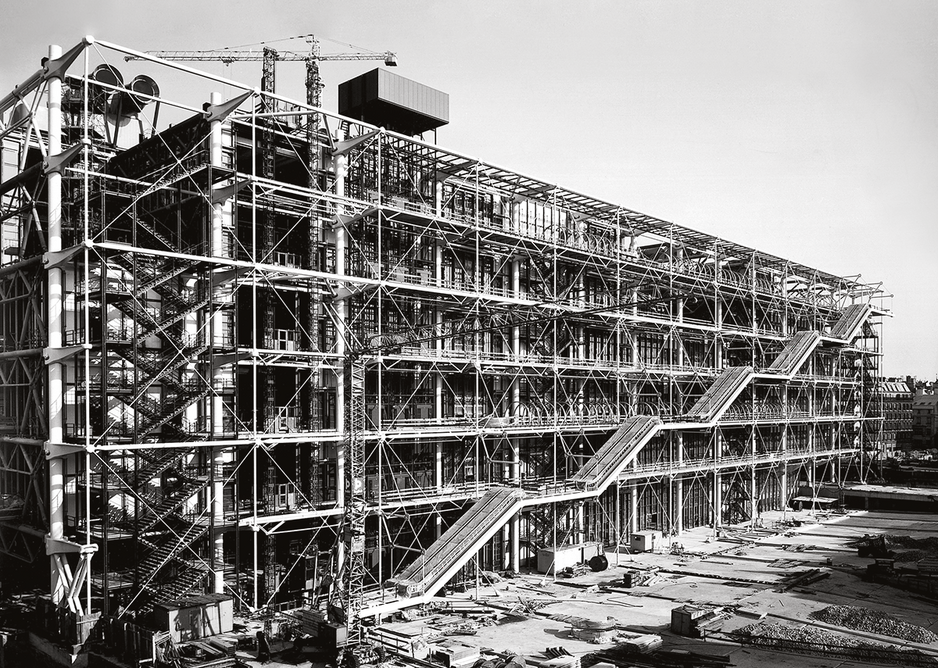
top-left (127, 36), bottom-right (397, 207)
top-left (126, 34), bottom-right (398, 108)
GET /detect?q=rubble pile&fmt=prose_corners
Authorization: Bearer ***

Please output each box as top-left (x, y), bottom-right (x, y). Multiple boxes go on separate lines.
top-left (735, 621), bottom-right (938, 666)
top-left (886, 535), bottom-right (938, 554)
top-left (886, 535), bottom-right (938, 562)
top-left (737, 621), bottom-right (862, 648)
top-left (854, 534), bottom-right (938, 561)
top-left (809, 605), bottom-right (938, 643)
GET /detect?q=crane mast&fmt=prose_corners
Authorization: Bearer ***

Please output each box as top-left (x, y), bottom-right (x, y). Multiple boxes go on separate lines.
top-left (127, 37), bottom-right (397, 108)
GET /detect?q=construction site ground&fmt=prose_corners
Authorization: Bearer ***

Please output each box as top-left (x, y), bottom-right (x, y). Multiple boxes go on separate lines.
top-left (237, 508), bottom-right (938, 668)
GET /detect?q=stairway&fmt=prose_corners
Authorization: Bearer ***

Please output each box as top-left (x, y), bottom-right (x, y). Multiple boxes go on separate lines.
top-left (684, 366), bottom-right (754, 423)
top-left (135, 529), bottom-right (212, 612)
top-left (138, 519), bottom-right (209, 579)
top-left (570, 416), bottom-right (663, 493)
top-left (827, 304), bottom-right (872, 343)
top-left (767, 331), bottom-right (821, 378)
top-left (149, 562), bottom-right (210, 605)
top-left (107, 251), bottom-right (212, 441)
top-left (97, 251), bottom-right (218, 610)
top-left (139, 478), bottom-right (208, 532)
top-left (388, 487), bottom-right (525, 598)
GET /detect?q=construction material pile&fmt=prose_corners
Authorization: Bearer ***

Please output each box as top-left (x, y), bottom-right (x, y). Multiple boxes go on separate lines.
top-left (809, 604), bottom-right (938, 643)
top-left (737, 620), bottom-right (865, 647)
top-left (886, 535), bottom-right (938, 562)
top-left (850, 534), bottom-right (938, 562)
top-left (735, 621), bottom-right (938, 666)
top-left (557, 563), bottom-right (591, 578)
top-left (621, 567), bottom-right (661, 587)
top-left (588, 646), bottom-right (730, 667)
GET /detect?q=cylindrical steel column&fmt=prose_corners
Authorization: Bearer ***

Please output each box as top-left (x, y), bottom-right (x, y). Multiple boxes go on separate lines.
top-left (434, 237), bottom-right (444, 423)
top-left (509, 258), bottom-right (521, 571)
top-left (712, 426), bottom-right (723, 530)
top-left (629, 485), bottom-right (639, 535)
top-left (334, 133), bottom-right (348, 510)
top-left (209, 92), bottom-right (226, 593)
top-left (46, 44), bottom-right (67, 604)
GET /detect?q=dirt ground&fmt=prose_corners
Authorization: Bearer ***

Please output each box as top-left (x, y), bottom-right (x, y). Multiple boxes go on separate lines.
top-left (240, 508), bottom-right (938, 668)
top-left (375, 508), bottom-right (938, 668)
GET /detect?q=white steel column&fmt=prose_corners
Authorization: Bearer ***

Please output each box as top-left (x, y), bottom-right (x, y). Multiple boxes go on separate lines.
top-left (509, 257), bottom-right (521, 571)
top-left (435, 443), bottom-right (442, 539)
top-left (713, 429), bottom-right (723, 530)
top-left (333, 131), bottom-right (348, 573)
top-left (46, 44), bottom-right (67, 604)
top-left (334, 131), bottom-right (348, 509)
top-left (750, 427), bottom-right (758, 525)
top-left (434, 240), bottom-right (444, 423)
top-left (808, 384), bottom-right (816, 509)
top-left (629, 485), bottom-right (639, 535)
top-left (675, 432), bottom-right (684, 535)
top-left (433, 178), bottom-right (445, 541)
top-left (209, 92), bottom-right (226, 593)
top-left (781, 386), bottom-right (789, 508)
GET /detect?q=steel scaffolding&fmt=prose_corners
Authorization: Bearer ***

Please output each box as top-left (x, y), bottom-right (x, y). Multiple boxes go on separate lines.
top-left (0, 38), bottom-right (887, 625)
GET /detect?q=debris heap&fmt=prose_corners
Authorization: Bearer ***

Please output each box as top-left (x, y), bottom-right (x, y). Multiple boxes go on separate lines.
top-left (809, 605), bottom-right (938, 644)
top-left (735, 622), bottom-right (938, 666)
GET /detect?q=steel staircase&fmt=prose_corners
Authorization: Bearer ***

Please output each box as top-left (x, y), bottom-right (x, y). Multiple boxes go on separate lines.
top-left (107, 251), bottom-right (212, 441)
top-left (826, 304), bottom-right (872, 343)
top-left (95, 249), bottom-right (218, 609)
top-left (767, 330), bottom-right (821, 378)
top-left (684, 366), bottom-right (755, 422)
top-left (570, 415), bottom-right (663, 493)
top-left (369, 310), bottom-right (877, 616)
top-left (134, 517), bottom-right (211, 611)
top-left (381, 369), bottom-right (755, 605)
top-left (388, 487), bottom-right (525, 598)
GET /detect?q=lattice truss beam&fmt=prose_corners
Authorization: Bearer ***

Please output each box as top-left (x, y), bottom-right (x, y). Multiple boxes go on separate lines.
top-left (0, 37), bottom-right (890, 620)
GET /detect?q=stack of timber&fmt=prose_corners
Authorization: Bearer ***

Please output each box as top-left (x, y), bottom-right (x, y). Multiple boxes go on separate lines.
top-left (621, 567), bottom-right (660, 588)
top-left (587, 646), bottom-right (732, 668)
top-left (670, 605), bottom-right (720, 638)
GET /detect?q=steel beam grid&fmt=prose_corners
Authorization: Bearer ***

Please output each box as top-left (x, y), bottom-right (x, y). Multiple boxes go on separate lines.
top-left (0, 37), bottom-right (892, 622)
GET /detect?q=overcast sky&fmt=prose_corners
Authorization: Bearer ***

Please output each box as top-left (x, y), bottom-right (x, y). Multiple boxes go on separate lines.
top-left (3, 0), bottom-right (936, 378)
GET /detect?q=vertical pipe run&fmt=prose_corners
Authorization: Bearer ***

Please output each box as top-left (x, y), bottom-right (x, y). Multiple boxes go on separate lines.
top-left (750, 427), bottom-right (758, 526)
top-left (335, 130), bottom-right (347, 510)
top-left (713, 429), bottom-right (723, 531)
top-left (47, 44), bottom-right (66, 604)
top-left (434, 244), bottom-right (443, 422)
top-left (333, 129), bottom-right (348, 573)
top-left (209, 92), bottom-right (226, 593)
top-left (509, 258), bottom-right (521, 570)
top-left (82, 44), bottom-right (93, 614)
top-left (629, 485), bottom-right (638, 536)
top-left (675, 432), bottom-right (684, 535)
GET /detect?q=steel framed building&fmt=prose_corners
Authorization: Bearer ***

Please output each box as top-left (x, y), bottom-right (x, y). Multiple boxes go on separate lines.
top-left (0, 38), bottom-right (887, 623)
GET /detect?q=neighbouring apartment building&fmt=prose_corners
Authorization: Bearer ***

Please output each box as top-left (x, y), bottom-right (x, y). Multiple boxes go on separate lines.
top-left (874, 379), bottom-right (913, 456)
top-left (913, 393), bottom-right (938, 450)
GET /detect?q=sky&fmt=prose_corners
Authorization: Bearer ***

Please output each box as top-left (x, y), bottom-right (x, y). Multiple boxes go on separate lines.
top-left (2, 0), bottom-right (936, 378)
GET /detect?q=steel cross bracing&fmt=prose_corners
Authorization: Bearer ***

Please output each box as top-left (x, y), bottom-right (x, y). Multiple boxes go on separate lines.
top-left (332, 292), bottom-right (684, 639)
top-left (0, 37), bottom-right (889, 636)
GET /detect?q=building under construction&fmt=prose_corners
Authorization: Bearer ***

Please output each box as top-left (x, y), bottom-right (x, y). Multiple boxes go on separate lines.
top-left (0, 37), bottom-right (888, 637)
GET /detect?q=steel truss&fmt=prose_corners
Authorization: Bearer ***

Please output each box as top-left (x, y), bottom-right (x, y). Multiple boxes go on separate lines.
top-left (0, 38), bottom-right (887, 624)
